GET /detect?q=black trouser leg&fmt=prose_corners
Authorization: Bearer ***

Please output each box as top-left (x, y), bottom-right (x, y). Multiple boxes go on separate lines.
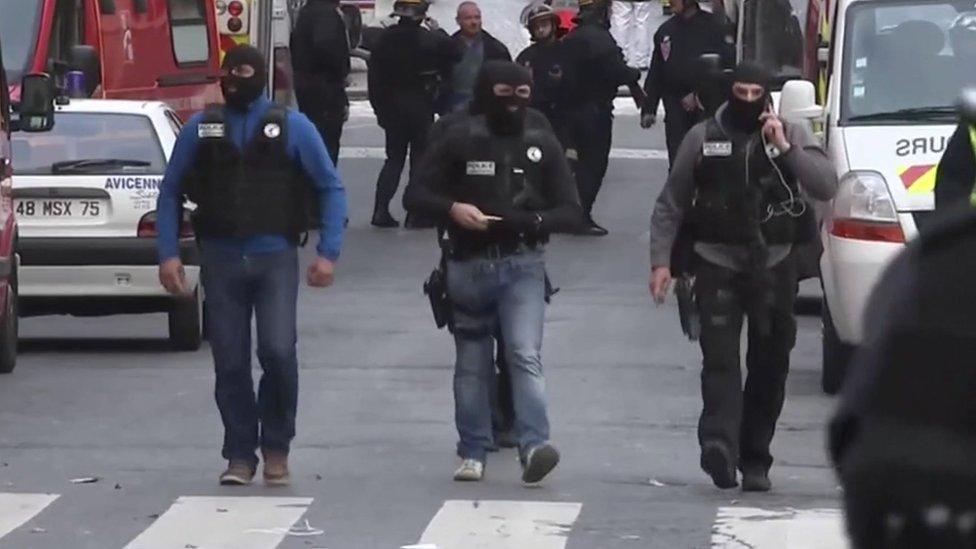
top-left (695, 260), bottom-right (746, 461)
top-left (375, 122), bottom-right (411, 214)
top-left (574, 106), bottom-right (613, 217)
top-left (663, 96), bottom-right (699, 169)
top-left (739, 258), bottom-right (798, 472)
top-left (299, 103), bottom-right (345, 167)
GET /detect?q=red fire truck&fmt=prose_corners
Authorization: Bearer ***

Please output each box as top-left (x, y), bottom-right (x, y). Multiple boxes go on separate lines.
top-left (0, 0), bottom-right (224, 121)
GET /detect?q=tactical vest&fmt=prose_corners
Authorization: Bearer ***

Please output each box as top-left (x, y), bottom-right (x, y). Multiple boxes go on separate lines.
top-left (183, 105), bottom-right (315, 240)
top-left (692, 117), bottom-right (804, 245)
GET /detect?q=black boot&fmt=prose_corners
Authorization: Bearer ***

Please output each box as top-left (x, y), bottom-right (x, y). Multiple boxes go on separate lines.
top-left (579, 217), bottom-right (609, 237)
top-left (371, 209), bottom-right (399, 228)
top-left (701, 442), bottom-right (738, 489)
top-left (741, 466), bottom-right (772, 492)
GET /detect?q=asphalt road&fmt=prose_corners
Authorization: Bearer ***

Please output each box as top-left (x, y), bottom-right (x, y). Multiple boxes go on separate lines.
top-left (0, 105), bottom-right (845, 548)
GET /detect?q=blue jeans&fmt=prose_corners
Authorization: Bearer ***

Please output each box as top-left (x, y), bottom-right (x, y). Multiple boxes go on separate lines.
top-left (201, 245), bottom-right (299, 465)
top-left (447, 249), bottom-right (551, 461)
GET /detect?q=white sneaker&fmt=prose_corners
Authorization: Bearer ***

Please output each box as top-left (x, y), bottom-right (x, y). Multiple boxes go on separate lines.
top-left (453, 459), bottom-right (485, 482)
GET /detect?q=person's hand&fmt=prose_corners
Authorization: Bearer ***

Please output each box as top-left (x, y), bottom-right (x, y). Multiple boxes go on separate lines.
top-left (760, 111), bottom-right (792, 154)
top-left (680, 93), bottom-right (700, 112)
top-left (425, 16), bottom-right (440, 31)
top-left (640, 113), bottom-right (656, 129)
top-left (650, 266), bottom-right (673, 305)
top-left (159, 258), bottom-right (188, 296)
top-left (308, 257), bottom-right (336, 288)
top-left (450, 203), bottom-right (496, 232)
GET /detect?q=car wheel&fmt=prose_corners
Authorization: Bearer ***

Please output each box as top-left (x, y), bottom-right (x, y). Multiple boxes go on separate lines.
top-left (822, 299), bottom-right (855, 395)
top-left (169, 286), bottom-right (203, 351)
top-left (0, 268), bottom-right (19, 374)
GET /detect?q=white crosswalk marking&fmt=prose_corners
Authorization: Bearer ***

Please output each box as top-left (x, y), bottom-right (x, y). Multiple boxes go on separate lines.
top-left (0, 493), bottom-right (59, 539)
top-left (123, 496), bottom-right (313, 549)
top-left (412, 499), bottom-right (583, 549)
top-left (711, 507), bottom-right (849, 549)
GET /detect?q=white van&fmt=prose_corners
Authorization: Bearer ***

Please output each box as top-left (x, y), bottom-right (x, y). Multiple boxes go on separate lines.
top-left (815, 0), bottom-right (969, 392)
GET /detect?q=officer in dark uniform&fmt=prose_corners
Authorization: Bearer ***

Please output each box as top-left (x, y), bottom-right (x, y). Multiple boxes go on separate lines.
top-left (404, 61), bottom-right (582, 483)
top-left (649, 62), bottom-right (837, 492)
top-left (368, 0), bottom-right (462, 228)
top-left (563, 0), bottom-right (642, 236)
top-left (291, 0), bottom-right (351, 166)
top-left (157, 45), bottom-right (348, 487)
top-left (516, 4), bottom-right (577, 151)
top-left (641, 0), bottom-right (733, 167)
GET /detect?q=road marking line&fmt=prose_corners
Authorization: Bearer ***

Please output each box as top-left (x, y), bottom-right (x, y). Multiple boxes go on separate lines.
top-left (711, 507), bottom-right (848, 549)
top-left (339, 146), bottom-right (667, 161)
top-left (124, 496), bottom-right (313, 549)
top-left (0, 493), bottom-right (59, 539)
top-left (413, 499), bottom-right (582, 549)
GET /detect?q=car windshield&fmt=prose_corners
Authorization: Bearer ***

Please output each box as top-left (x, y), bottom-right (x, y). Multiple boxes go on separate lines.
top-left (0, 0), bottom-right (43, 84)
top-left (12, 113), bottom-right (166, 175)
top-left (740, 0), bottom-right (808, 87)
top-left (842, 0), bottom-right (976, 124)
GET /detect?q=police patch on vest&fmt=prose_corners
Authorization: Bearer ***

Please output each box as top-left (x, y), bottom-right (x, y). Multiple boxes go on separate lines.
top-left (527, 146), bottom-right (543, 163)
top-left (198, 123), bottom-right (225, 138)
top-left (466, 161), bottom-right (496, 176)
top-left (263, 123), bottom-right (282, 139)
top-left (703, 141), bottom-right (733, 157)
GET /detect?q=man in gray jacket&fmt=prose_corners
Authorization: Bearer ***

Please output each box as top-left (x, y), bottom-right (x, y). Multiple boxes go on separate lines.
top-left (648, 62), bottom-right (837, 493)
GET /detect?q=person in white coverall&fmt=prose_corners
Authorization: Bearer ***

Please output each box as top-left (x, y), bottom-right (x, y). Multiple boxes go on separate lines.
top-left (610, 0), bottom-right (654, 69)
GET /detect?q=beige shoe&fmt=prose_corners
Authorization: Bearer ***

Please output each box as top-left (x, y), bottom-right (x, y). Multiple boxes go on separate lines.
top-left (219, 460), bottom-right (256, 486)
top-left (262, 451), bottom-right (291, 486)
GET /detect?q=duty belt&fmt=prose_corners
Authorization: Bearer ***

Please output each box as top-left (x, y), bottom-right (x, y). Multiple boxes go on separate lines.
top-left (450, 240), bottom-right (538, 261)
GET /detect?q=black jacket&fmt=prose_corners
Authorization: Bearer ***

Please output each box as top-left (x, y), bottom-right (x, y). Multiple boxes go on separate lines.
top-left (404, 109), bottom-right (582, 252)
top-left (367, 22), bottom-right (462, 124)
top-left (643, 10), bottom-right (733, 116)
top-left (935, 123), bottom-right (974, 211)
top-left (291, 0), bottom-right (351, 111)
top-left (516, 40), bottom-right (579, 121)
top-left (451, 30), bottom-right (512, 62)
top-left (563, 22), bottom-right (641, 106)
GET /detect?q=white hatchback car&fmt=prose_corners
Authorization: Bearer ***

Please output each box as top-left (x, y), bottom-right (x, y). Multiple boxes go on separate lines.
top-left (11, 99), bottom-right (202, 350)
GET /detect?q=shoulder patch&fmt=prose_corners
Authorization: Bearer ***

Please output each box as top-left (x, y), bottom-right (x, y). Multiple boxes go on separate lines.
top-left (263, 123), bottom-right (282, 139)
top-left (527, 146), bottom-right (543, 163)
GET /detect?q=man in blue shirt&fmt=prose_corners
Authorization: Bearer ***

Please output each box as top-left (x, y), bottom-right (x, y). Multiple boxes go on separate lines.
top-left (156, 45), bottom-right (348, 487)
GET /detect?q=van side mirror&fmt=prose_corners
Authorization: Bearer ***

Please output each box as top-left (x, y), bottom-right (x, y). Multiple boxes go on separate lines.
top-left (68, 45), bottom-right (101, 97)
top-left (15, 74), bottom-right (56, 133)
top-left (779, 79), bottom-right (823, 121)
top-left (958, 87), bottom-right (976, 124)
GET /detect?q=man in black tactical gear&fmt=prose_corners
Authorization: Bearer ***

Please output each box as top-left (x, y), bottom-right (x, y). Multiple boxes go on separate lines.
top-left (291, 0), bottom-right (351, 166)
top-left (516, 3), bottom-right (577, 151)
top-left (641, 0), bottom-right (733, 167)
top-left (563, 0), bottom-right (642, 236)
top-left (368, 0), bottom-right (461, 228)
top-left (404, 61), bottom-right (582, 484)
top-left (648, 62), bottom-right (837, 492)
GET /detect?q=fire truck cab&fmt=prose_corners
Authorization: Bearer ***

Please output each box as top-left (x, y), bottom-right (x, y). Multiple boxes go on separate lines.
top-left (0, 0), bottom-right (224, 121)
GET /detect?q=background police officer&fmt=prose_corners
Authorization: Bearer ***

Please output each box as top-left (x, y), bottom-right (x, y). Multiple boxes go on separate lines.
top-left (517, 4), bottom-right (578, 152)
top-left (291, 0), bottom-right (351, 166)
top-left (404, 61), bottom-right (582, 484)
top-left (368, 0), bottom-right (461, 228)
top-left (641, 0), bottom-right (733, 167)
top-left (564, 0), bottom-right (642, 236)
top-left (156, 45), bottom-right (348, 487)
top-left (648, 62), bottom-right (837, 492)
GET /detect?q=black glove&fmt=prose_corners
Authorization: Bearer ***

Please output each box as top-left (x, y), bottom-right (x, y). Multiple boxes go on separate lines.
top-left (499, 209), bottom-right (541, 233)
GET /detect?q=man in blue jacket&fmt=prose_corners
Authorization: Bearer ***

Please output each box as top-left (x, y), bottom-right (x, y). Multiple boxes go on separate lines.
top-left (156, 45), bottom-right (348, 487)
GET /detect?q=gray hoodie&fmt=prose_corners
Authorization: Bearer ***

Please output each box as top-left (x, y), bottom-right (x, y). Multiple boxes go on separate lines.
top-left (649, 104), bottom-right (838, 271)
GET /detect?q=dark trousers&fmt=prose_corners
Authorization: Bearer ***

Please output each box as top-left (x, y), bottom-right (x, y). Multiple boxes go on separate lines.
top-left (694, 255), bottom-right (798, 472)
top-left (375, 114), bottom-right (433, 214)
top-left (662, 95), bottom-right (701, 168)
top-left (573, 104), bottom-right (614, 217)
top-left (201, 246), bottom-right (300, 466)
top-left (304, 108), bottom-right (345, 166)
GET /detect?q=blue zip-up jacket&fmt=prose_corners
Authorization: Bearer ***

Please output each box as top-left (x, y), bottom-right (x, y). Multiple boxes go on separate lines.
top-left (156, 96), bottom-right (347, 262)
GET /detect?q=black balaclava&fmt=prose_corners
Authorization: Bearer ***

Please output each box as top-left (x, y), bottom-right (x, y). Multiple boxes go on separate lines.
top-left (726, 61), bottom-right (772, 133)
top-left (221, 45), bottom-right (268, 112)
top-left (475, 61), bottom-right (533, 135)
